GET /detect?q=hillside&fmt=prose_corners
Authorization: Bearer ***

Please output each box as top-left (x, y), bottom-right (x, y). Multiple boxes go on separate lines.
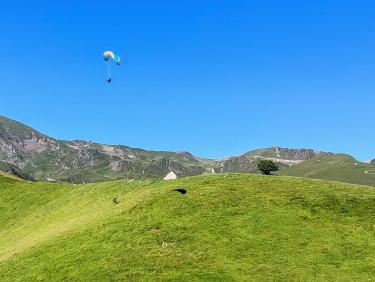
top-left (0, 161), bottom-right (34, 181)
top-left (0, 173), bottom-right (374, 281)
top-left (279, 154), bottom-right (375, 186)
top-left (0, 115), bottom-right (214, 182)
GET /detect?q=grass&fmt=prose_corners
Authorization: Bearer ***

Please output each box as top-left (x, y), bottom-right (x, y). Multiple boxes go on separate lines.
top-left (0, 173), bottom-right (374, 281)
top-left (280, 154), bottom-right (375, 186)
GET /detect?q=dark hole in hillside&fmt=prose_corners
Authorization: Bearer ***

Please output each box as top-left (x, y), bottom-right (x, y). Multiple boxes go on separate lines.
top-left (112, 197), bottom-right (120, 205)
top-left (173, 188), bottom-right (187, 195)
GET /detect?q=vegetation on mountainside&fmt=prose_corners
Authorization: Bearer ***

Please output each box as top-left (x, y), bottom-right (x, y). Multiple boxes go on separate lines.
top-left (0, 161), bottom-right (34, 181)
top-left (280, 154), bottom-right (375, 186)
top-left (0, 173), bottom-right (374, 281)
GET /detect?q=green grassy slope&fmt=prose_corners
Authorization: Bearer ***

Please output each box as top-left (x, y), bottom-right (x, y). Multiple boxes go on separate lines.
top-left (279, 154), bottom-right (375, 186)
top-left (0, 174), bottom-right (374, 281)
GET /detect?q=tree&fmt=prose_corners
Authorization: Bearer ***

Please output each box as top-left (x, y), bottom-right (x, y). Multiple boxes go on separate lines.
top-left (257, 160), bottom-right (279, 175)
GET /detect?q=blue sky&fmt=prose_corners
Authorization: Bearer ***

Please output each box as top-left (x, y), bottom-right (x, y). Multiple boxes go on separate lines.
top-left (1, 1), bottom-right (375, 160)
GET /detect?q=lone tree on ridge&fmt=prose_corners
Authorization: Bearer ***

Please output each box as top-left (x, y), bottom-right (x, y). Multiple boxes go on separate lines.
top-left (257, 160), bottom-right (279, 175)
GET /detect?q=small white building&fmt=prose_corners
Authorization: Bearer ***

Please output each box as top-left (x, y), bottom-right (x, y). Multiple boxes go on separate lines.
top-left (164, 171), bottom-right (177, 180)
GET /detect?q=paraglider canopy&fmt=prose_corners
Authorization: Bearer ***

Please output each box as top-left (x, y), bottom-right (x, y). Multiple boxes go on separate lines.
top-left (103, 51), bottom-right (120, 65)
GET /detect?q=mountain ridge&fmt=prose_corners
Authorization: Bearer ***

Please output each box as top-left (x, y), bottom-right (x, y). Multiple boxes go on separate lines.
top-left (1, 115), bottom-right (374, 185)
top-left (0, 115), bottom-right (214, 182)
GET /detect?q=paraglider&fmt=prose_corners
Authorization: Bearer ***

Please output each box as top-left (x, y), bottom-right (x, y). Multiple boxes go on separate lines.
top-left (103, 51), bottom-right (120, 83)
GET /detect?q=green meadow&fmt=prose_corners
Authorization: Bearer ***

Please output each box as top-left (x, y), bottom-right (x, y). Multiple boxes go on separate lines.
top-left (0, 173), bottom-right (374, 281)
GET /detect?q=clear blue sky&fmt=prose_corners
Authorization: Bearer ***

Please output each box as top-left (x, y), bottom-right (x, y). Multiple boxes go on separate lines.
top-left (1, 1), bottom-right (375, 160)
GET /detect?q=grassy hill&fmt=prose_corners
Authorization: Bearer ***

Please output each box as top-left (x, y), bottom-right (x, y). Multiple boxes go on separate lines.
top-left (0, 174), bottom-right (374, 281)
top-left (279, 154), bottom-right (375, 186)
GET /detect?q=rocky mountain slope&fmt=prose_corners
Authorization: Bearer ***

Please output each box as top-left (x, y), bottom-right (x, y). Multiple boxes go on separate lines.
top-left (0, 161), bottom-right (34, 181)
top-left (213, 147), bottom-right (334, 173)
top-left (0, 116), bottom-right (212, 182)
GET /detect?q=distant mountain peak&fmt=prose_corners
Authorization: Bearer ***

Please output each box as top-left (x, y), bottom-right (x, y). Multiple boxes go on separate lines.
top-left (244, 146), bottom-right (333, 160)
